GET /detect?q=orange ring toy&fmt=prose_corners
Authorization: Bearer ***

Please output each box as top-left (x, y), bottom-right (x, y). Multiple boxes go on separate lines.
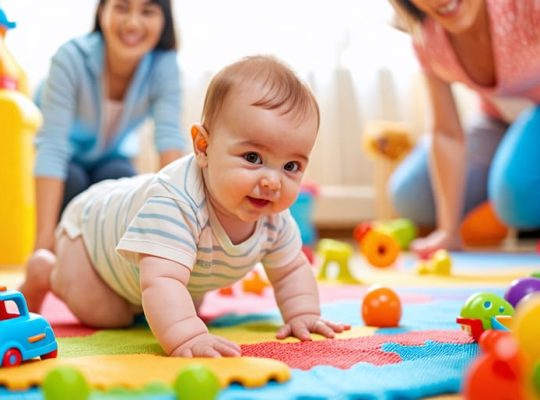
top-left (360, 230), bottom-right (400, 268)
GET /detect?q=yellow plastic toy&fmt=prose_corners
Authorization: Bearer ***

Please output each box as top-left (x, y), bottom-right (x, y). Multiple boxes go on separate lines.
top-left (415, 249), bottom-right (452, 276)
top-left (317, 239), bottom-right (359, 283)
top-left (0, 10), bottom-right (42, 265)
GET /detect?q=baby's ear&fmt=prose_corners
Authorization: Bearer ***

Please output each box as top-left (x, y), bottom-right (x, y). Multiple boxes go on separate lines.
top-left (191, 124), bottom-right (208, 167)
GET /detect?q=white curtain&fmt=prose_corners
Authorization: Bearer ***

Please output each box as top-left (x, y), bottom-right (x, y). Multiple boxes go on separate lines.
top-left (3, 0), bottom-right (428, 223)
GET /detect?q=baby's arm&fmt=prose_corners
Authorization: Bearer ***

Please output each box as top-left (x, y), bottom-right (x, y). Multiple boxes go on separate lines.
top-left (139, 254), bottom-right (241, 357)
top-left (265, 252), bottom-right (350, 341)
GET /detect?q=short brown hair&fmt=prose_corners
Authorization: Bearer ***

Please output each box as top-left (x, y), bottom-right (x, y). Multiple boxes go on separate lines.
top-left (201, 55), bottom-right (320, 132)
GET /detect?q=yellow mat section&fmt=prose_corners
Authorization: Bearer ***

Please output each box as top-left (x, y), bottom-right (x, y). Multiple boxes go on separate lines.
top-left (212, 323), bottom-right (376, 344)
top-left (0, 354), bottom-right (290, 391)
top-left (356, 267), bottom-right (534, 287)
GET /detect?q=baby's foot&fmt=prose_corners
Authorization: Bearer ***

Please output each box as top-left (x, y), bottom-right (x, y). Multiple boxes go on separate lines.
top-left (19, 249), bottom-right (56, 312)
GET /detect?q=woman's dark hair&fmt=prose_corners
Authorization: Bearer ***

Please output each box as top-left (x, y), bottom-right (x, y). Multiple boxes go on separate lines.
top-left (393, 0), bottom-right (426, 23)
top-left (93, 0), bottom-right (178, 50)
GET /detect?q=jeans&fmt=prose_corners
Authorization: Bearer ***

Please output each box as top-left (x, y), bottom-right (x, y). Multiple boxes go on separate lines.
top-left (389, 107), bottom-right (540, 230)
top-left (62, 157), bottom-right (136, 212)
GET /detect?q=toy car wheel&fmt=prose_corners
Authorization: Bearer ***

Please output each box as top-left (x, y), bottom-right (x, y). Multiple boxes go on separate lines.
top-left (2, 348), bottom-right (22, 367)
top-left (41, 349), bottom-right (58, 360)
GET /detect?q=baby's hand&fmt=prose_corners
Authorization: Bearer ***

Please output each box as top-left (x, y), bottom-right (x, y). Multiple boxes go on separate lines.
top-left (171, 333), bottom-right (241, 358)
top-left (276, 315), bottom-right (351, 341)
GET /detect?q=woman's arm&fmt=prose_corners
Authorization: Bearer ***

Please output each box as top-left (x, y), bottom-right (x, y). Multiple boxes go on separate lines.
top-left (414, 73), bottom-right (466, 254)
top-left (152, 52), bottom-right (188, 160)
top-left (34, 177), bottom-right (65, 250)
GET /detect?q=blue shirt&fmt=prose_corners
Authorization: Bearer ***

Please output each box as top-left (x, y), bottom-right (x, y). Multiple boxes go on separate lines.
top-left (34, 32), bottom-right (187, 179)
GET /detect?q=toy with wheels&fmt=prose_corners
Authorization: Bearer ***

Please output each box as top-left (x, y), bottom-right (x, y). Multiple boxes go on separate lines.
top-left (0, 286), bottom-right (58, 367)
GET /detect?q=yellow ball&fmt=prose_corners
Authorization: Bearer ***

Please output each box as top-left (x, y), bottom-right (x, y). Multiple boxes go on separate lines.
top-left (511, 293), bottom-right (540, 364)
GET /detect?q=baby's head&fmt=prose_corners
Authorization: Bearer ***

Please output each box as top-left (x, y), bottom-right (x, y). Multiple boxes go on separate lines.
top-left (191, 55), bottom-right (320, 225)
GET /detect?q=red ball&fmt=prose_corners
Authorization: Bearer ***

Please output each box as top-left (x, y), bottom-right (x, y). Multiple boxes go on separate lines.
top-left (361, 285), bottom-right (402, 327)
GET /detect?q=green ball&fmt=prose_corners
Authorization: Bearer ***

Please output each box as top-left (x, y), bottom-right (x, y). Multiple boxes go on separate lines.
top-left (532, 271), bottom-right (540, 279)
top-left (533, 362), bottom-right (540, 395)
top-left (173, 364), bottom-right (220, 400)
top-left (42, 366), bottom-right (90, 400)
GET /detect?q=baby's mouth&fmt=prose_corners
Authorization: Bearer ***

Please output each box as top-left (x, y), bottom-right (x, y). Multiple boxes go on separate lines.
top-left (248, 197), bottom-right (270, 208)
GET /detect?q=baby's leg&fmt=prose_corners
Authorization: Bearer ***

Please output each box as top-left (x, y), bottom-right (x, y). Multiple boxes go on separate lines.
top-left (19, 249), bottom-right (56, 312)
top-left (51, 234), bottom-right (135, 328)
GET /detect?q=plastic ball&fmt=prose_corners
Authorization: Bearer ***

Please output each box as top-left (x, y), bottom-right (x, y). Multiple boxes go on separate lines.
top-left (173, 364), bottom-right (220, 400)
top-left (42, 366), bottom-right (90, 400)
top-left (460, 201), bottom-right (508, 246)
top-left (511, 293), bottom-right (540, 363)
top-left (360, 230), bottom-right (400, 268)
top-left (478, 329), bottom-right (511, 353)
top-left (463, 335), bottom-right (523, 400)
top-left (504, 277), bottom-right (540, 308)
top-left (533, 362), bottom-right (540, 394)
top-left (361, 285), bottom-right (402, 327)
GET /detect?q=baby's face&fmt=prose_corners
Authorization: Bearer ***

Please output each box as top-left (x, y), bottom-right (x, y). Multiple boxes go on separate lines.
top-left (201, 84), bottom-right (318, 228)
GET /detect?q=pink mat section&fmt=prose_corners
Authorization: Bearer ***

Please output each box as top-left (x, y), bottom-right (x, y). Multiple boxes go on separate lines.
top-left (241, 330), bottom-right (473, 369)
top-left (41, 294), bottom-right (96, 337)
top-left (42, 284), bottom-right (431, 338)
top-left (198, 284), bottom-right (431, 320)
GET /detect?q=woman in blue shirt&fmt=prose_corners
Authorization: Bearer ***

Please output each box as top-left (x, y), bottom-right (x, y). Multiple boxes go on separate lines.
top-left (24, 0), bottom-right (187, 305)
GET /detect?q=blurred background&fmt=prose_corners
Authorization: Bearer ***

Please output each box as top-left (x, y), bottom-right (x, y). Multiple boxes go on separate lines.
top-left (1, 0), bottom-right (478, 234)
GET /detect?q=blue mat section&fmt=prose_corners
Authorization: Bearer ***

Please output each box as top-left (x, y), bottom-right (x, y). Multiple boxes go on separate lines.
top-left (210, 287), bottom-right (505, 333)
top-left (221, 341), bottom-right (478, 400)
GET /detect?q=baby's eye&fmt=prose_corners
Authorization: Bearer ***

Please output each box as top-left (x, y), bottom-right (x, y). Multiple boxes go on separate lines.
top-left (243, 152), bottom-right (262, 164)
top-left (284, 161), bottom-right (300, 172)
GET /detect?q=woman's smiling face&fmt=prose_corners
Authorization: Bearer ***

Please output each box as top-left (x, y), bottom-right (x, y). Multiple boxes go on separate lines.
top-left (99, 0), bottom-right (164, 63)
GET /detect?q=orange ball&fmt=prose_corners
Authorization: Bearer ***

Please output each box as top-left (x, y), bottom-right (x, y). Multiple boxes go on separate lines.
top-left (460, 201), bottom-right (508, 246)
top-left (360, 230), bottom-right (400, 268)
top-left (361, 285), bottom-right (402, 327)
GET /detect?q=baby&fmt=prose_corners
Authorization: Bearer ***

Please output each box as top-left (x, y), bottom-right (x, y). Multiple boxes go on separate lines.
top-left (21, 55), bottom-right (350, 357)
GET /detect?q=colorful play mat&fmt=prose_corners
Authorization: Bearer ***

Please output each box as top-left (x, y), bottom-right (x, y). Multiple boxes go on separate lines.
top-left (0, 250), bottom-right (538, 399)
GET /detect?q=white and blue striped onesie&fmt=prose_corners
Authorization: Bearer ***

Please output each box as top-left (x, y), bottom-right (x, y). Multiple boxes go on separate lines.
top-left (58, 155), bottom-right (302, 306)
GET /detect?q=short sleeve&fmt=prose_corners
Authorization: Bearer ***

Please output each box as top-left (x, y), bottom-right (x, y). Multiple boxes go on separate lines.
top-left (261, 211), bottom-right (302, 269)
top-left (116, 196), bottom-right (199, 268)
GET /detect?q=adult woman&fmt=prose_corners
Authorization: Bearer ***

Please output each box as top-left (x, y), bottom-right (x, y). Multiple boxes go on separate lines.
top-left (23, 0), bottom-right (186, 308)
top-left (388, 0), bottom-right (540, 254)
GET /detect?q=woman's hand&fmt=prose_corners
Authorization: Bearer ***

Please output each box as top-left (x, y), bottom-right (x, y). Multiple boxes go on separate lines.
top-left (276, 315), bottom-right (351, 341)
top-left (410, 229), bottom-right (462, 259)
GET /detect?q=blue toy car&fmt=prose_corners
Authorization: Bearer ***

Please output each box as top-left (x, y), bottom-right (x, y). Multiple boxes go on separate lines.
top-left (0, 286), bottom-right (57, 367)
